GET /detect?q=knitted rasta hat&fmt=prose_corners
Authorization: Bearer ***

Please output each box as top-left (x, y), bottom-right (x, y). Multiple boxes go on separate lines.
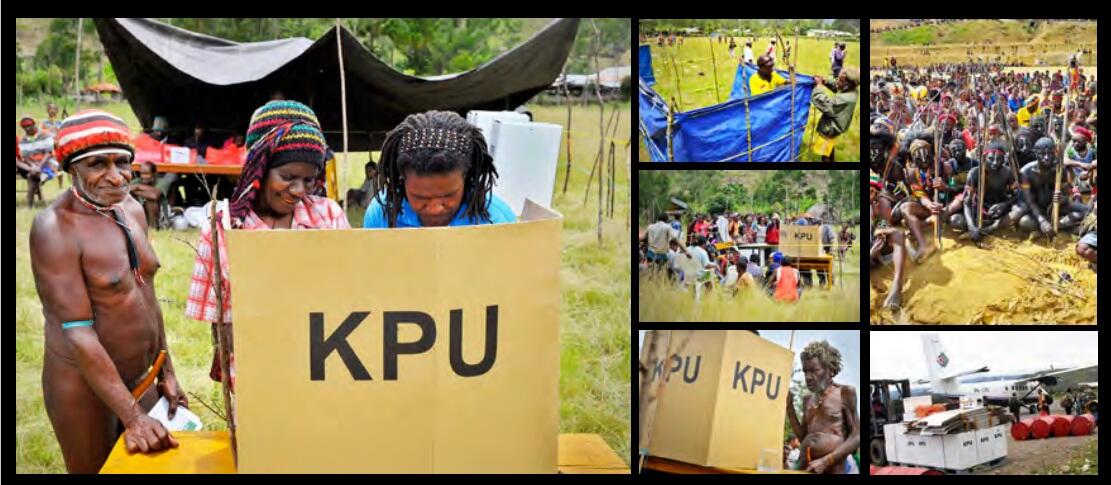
top-left (229, 100), bottom-right (327, 222)
top-left (54, 110), bottom-right (135, 170)
top-left (244, 100), bottom-right (326, 171)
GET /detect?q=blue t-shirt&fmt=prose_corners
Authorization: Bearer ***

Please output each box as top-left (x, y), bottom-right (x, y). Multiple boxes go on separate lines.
top-left (362, 192), bottom-right (517, 228)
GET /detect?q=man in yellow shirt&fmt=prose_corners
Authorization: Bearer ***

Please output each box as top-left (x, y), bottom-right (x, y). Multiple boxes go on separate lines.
top-left (1015, 95), bottom-right (1040, 127)
top-left (750, 54), bottom-right (788, 97)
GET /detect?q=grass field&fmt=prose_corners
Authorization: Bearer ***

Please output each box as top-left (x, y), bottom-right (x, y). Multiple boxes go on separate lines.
top-left (638, 245), bottom-right (861, 322)
top-left (639, 36), bottom-right (861, 162)
top-left (870, 20), bottom-right (1097, 67)
top-left (15, 100), bottom-right (631, 472)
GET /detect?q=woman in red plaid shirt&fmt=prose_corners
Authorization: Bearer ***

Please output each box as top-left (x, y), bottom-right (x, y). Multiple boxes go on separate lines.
top-left (185, 100), bottom-right (349, 387)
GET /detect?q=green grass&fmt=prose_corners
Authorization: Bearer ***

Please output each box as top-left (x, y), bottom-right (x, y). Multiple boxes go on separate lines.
top-left (877, 26), bottom-right (936, 46)
top-left (1034, 439), bottom-right (1098, 475)
top-left (639, 36), bottom-right (860, 162)
top-left (15, 101), bottom-right (630, 472)
top-left (638, 245), bottom-right (861, 322)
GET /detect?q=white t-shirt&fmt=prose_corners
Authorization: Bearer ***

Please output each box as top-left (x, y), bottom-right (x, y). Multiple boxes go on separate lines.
top-left (646, 221), bottom-right (672, 254)
top-left (786, 447), bottom-right (801, 470)
top-left (717, 216), bottom-right (730, 243)
top-left (723, 265), bottom-right (739, 287)
top-left (743, 46), bottom-right (755, 64)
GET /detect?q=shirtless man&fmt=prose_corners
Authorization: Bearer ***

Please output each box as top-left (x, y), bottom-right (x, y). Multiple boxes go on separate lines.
top-left (786, 340), bottom-right (860, 474)
top-left (950, 139), bottom-right (1018, 242)
top-left (870, 171), bottom-right (908, 310)
top-left (30, 110), bottom-right (187, 473)
top-left (1008, 137), bottom-right (1088, 237)
top-left (900, 138), bottom-right (951, 262)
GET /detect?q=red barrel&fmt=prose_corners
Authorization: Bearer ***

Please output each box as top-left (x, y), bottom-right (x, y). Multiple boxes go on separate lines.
top-left (1050, 415), bottom-right (1072, 437)
top-left (1033, 416), bottom-right (1056, 439)
top-left (1071, 414), bottom-right (1095, 436)
top-left (871, 466), bottom-right (945, 475)
top-left (1011, 420), bottom-right (1031, 440)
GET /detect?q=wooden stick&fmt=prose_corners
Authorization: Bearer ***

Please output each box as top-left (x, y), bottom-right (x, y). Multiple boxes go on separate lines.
top-left (667, 98), bottom-right (675, 162)
top-left (790, 27), bottom-right (798, 161)
top-left (978, 111), bottom-right (985, 229)
top-left (668, 48), bottom-right (683, 111)
top-left (561, 64), bottom-right (573, 194)
top-left (709, 36), bottom-right (721, 104)
top-left (591, 20), bottom-right (603, 245)
top-left (74, 18), bottom-right (84, 111)
top-left (745, 88), bottom-right (753, 161)
top-left (934, 123), bottom-right (942, 250)
top-left (210, 196), bottom-right (236, 464)
top-left (1052, 81), bottom-right (1070, 236)
top-left (336, 19), bottom-right (349, 207)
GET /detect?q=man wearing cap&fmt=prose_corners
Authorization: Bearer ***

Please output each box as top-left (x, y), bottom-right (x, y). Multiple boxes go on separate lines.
top-left (1064, 126), bottom-right (1096, 194)
top-left (30, 110), bottom-right (187, 473)
top-left (146, 115), bottom-right (171, 144)
top-left (811, 67), bottom-right (860, 162)
top-left (1016, 95), bottom-right (1040, 128)
top-left (749, 54), bottom-right (787, 97)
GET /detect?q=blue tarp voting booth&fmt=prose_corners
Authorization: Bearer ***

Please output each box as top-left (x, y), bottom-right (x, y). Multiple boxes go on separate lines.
top-left (638, 45), bottom-right (814, 162)
top-left (639, 45), bottom-right (656, 86)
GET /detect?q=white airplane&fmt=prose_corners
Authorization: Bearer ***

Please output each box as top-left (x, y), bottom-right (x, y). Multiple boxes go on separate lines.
top-left (903, 333), bottom-right (1098, 409)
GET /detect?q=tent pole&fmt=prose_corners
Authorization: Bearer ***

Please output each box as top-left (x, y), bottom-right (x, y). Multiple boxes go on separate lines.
top-left (74, 18), bottom-right (84, 111)
top-left (335, 18), bottom-right (350, 208)
top-left (561, 64), bottom-right (573, 195)
top-left (667, 98), bottom-right (675, 162)
top-left (592, 19), bottom-right (604, 244)
top-left (790, 27), bottom-right (798, 161)
top-left (709, 36), bottom-right (721, 104)
top-left (745, 95), bottom-right (752, 161)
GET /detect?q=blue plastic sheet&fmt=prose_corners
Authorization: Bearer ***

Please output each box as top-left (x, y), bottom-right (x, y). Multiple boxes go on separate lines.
top-left (639, 45), bottom-right (655, 86)
top-left (638, 47), bottom-right (815, 162)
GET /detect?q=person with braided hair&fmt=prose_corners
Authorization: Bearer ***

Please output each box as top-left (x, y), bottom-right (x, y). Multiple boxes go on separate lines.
top-left (363, 110), bottom-right (516, 228)
top-left (186, 100), bottom-right (349, 389)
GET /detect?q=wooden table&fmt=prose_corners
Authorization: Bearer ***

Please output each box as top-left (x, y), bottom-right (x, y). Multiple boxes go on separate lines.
top-left (794, 254), bottom-right (835, 289)
top-left (100, 432), bottom-right (629, 474)
top-left (642, 455), bottom-right (811, 474)
top-left (132, 161), bottom-right (242, 177)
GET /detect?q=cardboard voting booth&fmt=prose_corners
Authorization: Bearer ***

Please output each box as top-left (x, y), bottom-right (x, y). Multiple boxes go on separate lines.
top-left (642, 331), bottom-right (794, 469)
top-left (779, 225), bottom-right (824, 258)
top-left (490, 121), bottom-right (562, 215)
top-left (227, 200), bottom-right (562, 473)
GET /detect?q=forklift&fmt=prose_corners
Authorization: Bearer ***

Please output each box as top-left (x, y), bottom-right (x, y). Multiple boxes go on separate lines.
top-left (869, 379), bottom-right (910, 466)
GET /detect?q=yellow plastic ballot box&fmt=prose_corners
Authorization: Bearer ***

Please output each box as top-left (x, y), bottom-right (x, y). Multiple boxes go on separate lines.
top-left (642, 331), bottom-right (794, 469)
top-left (226, 200), bottom-right (561, 473)
top-left (780, 225), bottom-right (824, 258)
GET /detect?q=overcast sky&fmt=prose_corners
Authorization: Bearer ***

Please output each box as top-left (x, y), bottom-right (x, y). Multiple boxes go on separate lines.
top-left (639, 330), bottom-right (860, 388)
top-left (870, 331), bottom-right (1098, 381)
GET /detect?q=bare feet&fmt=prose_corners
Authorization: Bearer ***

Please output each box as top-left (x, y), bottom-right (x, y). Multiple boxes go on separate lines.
top-left (914, 242), bottom-right (936, 264)
top-left (883, 291), bottom-right (901, 310)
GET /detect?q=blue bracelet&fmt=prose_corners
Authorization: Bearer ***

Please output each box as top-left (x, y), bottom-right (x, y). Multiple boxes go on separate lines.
top-left (61, 319), bottom-right (94, 330)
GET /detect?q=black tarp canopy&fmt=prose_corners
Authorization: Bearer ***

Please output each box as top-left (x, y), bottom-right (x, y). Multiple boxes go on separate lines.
top-left (94, 18), bottom-right (580, 151)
